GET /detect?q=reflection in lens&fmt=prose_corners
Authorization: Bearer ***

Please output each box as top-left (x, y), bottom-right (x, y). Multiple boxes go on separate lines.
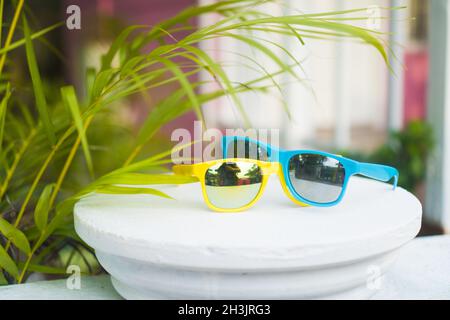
top-left (226, 138), bottom-right (269, 161)
top-left (205, 161), bottom-right (262, 209)
top-left (288, 154), bottom-right (345, 204)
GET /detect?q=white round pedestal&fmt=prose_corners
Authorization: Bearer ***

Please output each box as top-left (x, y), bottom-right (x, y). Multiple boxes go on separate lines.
top-left (74, 176), bottom-right (422, 299)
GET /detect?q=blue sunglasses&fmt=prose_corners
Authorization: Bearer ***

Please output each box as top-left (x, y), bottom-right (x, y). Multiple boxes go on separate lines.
top-left (222, 136), bottom-right (399, 207)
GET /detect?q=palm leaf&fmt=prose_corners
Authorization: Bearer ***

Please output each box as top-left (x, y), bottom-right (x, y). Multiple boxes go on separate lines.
top-left (154, 57), bottom-right (204, 124)
top-left (0, 269), bottom-right (7, 285)
top-left (93, 185), bottom-right (173, 199)
top-left (0, 22), bottom-right (63, 56)
top-left (61, 86), bottom-right (94, 177)
top-left (94, 173), bottom-right (197, 187)
top-left (0, 217), bottom-right (31, 254)
top-left (0, 0), bottom-right (4, 46)
top-left (0, 82), bottom-right (11, 155)
top-left (17, 263), bottom-right (67, 275)
top-left (33, 183), bottom-right (55, 232)
top-left (23, 16), bottom-right (55, 144)
top-left (0, 245), bottom-right (19, 279)
top-left (101, 25), bottom-right (146, 71)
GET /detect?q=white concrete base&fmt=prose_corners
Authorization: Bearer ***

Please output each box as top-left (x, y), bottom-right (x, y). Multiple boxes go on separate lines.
top-left (74, 175), bottom-right (422, 299)
top-left (101, 250), bottom-right (397, 300)
top-left (2, 236), bottom-right (450, 299)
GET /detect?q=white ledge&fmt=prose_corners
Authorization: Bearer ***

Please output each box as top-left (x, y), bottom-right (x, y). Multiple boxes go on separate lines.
top-left (1, 236), bottom-right (449, 299)
top-left (70, 176), bottom-right (424, 299)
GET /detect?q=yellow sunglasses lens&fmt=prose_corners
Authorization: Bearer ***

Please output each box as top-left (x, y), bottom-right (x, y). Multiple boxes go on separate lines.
top-left (204, 161), bottom-right (263, 209)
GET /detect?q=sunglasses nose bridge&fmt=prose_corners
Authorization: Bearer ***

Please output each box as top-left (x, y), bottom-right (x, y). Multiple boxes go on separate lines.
top-left (261, 162), bottom-right (280, 175)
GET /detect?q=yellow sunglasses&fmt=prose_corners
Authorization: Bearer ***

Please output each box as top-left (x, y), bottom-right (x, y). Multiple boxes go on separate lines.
top-left (173, 158), bottom-right (308, 212)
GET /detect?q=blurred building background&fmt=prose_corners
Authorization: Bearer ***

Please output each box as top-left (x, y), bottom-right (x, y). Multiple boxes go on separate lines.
top-left (19, 0), bottom-right (450, 234)
top-left (203, 0), bottom-right (427, 151)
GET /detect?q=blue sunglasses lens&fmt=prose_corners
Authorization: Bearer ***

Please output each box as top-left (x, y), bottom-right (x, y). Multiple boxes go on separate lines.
top-left (288, 154), bottom-right (345, 204)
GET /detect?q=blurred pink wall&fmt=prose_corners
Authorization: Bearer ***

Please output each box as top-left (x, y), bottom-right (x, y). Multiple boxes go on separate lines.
top-left (403, 48), bottom-right (429, 124)
top-left (65, 0), bottom-right (198, 140)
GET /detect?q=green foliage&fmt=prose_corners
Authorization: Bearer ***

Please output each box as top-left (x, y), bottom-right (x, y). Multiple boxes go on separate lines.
top-left (23, 16), bottom-right (55, 145)
top-left (61, 86), bottom-right (94, 177)
top-left (0, 244), bottom-right (18, 279)
top-left (33, 183), bottom-right (55, 232)
top-left (0, 0), bottom-right (394, 283)
top-left (0, 82), bottom-right (10, 155)
top-left (0, 216), bottom-right (30, 254)
top-left (341, 120), bottom-right (434, 191)
top-left (372, 121), bottom-right (433, 190)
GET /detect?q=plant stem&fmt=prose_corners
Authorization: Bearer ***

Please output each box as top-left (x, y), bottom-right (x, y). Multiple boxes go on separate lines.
top-left (0, 128), bottom-right (37, 200)
top-left (4, 81), bottom-right (114, 252)
top-left (4, 126), bottom-right (75, 252)
top-left (0, 22), bottom-right (64, 56)
top-left (13, 134), bottom-right (69, 227)
top-left (0, 0), bottom-right (24, 76)
top-left (48, 116), bottom-right (93, 207)
top-left (122, 144), bottom-right (143, 167)
top-left (0, 0), bottom-right (4, 46)
top-left (17, 116), bottom-right (94, 281)
top-left (17, 242), bottom-right (36, 283)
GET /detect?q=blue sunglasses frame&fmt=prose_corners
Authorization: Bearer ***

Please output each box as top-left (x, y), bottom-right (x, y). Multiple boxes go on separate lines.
top-left (222, 136), bottom-right (399, 207)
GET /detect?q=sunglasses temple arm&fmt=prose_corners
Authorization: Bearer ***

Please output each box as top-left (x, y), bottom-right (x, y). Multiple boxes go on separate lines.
top-left (172, 164), bottom-right (196, 177)
top-left (356, 162), bottom-right (399, 189)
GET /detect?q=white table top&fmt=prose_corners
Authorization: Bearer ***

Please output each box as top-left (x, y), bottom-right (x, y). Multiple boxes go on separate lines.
top-left (74, 175), bottom-right (421, 270)
top-left (1, 235), bottom-right (449, 299)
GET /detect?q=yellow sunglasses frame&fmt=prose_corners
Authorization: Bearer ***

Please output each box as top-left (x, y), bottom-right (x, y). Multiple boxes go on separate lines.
top-left (173, 158), bottom-right (308, 212)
